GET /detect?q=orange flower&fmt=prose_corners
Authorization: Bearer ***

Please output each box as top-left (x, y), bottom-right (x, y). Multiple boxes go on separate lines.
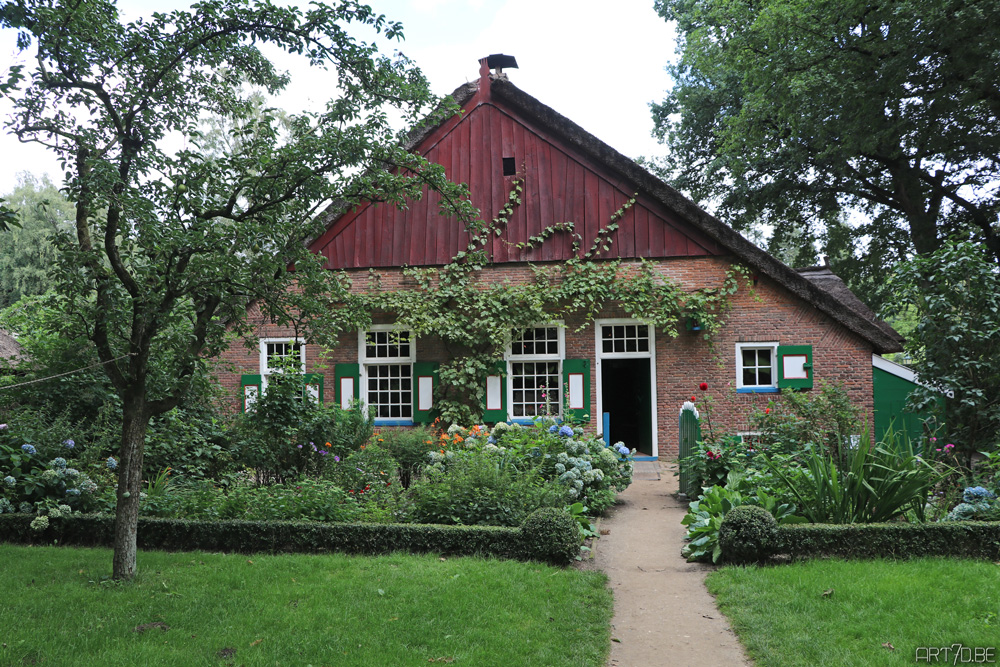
top-left (325, 442), bottom-right (332, 448)
top-left (454, 436), bottom-right (464, 443)
top-left (360, 444), bottom-right (366, 450)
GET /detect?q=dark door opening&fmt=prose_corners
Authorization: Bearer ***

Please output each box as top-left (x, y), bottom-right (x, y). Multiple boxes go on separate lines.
top-left (602, 358), bottom-right (653, 456)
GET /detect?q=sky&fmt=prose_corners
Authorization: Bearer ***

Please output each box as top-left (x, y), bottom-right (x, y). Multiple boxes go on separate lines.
top-left (0, 0), bottom-right (679, 195)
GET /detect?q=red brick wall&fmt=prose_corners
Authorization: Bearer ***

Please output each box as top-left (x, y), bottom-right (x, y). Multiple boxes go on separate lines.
top-left (218, 256), bottom-right (875, 458)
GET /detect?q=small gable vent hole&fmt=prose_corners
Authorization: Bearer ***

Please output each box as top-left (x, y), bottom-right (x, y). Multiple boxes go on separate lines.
top-left (502, 157), bottom-right (516, 176)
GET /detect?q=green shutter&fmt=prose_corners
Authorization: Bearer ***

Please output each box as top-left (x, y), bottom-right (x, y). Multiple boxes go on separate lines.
top-left (412, 362), bottom-right (439, 424)
top-left (334, 363), bottom-right (360, 409)
top-left (482, 360), bottom-right (507, 423)
top-left (240, 374), bottom-right (261, 413)
top-left (562, 358), bottom-right (591, 422)
top-left (778, 345), bottom-right (813, 390)
top-left (303, 373), bottom-right (324, 404)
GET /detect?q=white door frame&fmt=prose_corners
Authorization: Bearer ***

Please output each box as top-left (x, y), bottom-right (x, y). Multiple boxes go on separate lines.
top-left (594, 319), bottom-right (658, 458)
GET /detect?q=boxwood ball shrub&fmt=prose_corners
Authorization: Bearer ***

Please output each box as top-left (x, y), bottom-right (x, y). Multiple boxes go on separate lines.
top-left (719, 504), bottom-right (777, 564)
top-left (520, 507), bottom-right (581, 565)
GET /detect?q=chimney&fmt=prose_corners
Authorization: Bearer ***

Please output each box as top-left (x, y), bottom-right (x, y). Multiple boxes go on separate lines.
top-left (480, 53), bottom-right (518, 83)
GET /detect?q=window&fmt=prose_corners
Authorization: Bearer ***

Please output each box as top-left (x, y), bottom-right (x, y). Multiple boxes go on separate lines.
top-left (600, 323), bottom-right (650, 354)
top-left (360, 327), bottom-right (414, 421)
top-left (736, 342), bottom-right (778, 392)
top-left (259, 338), bottom-right (305, 392)
top-left (507, 325), bottom-right (563, 419)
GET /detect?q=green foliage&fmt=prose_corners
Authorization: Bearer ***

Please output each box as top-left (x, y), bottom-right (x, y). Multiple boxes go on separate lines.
top-left (0, 428), bottom-right (103, 514)
top-left (887, 241), bottom-right (1000, 469)
top-left (653, 0), bottom-right (1000, 307)
top-left (681, 472), bottom-right (804, 563)
top-left (405, 449), bottom-right (567, 527)
top-left (749, 382), bottom-right (862, 465)
top-left (448, 421), bottom-right (635, 514)
top-left (520, 507), bottom-right (582, 565)
top-left (233, 363), bottom-right (372, 484)
top-left (1, 0), bottom-right (475, 578)
top-left (375, 426), bottom-right (437, 488)
top-left (0, 174), bottom-right (76, 308)
top-left (719, 505), bottom-right (777, 564)
top-left (765, 434), bottom-right (944, 524)
top-left (775, 522), bottom-right (1000, 561)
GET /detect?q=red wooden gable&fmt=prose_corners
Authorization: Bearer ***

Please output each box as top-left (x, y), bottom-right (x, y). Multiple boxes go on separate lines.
top-left (308, 70), bottom-right (723, 269)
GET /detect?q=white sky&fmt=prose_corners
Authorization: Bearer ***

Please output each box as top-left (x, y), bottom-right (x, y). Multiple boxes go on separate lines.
top-left (0, 0), bottom-right (678, 195)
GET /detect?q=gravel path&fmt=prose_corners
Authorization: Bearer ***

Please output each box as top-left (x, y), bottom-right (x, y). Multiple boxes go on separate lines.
top-left (590, 462), bottom-right (754, 667)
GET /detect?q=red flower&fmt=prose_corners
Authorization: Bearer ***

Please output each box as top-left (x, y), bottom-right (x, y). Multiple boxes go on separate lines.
top-left (764, 407), bottom-right (771, 414)
top-left (699, 382), bottom-right (708, 391)
top-left (690, 396), bottom-right (697, 402)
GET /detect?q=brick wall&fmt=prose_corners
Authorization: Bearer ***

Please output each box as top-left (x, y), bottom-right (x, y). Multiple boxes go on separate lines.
top-left (218, 255), bottom-right (876, 458)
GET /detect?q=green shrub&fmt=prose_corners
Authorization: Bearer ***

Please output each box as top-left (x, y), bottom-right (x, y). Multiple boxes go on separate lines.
top-left (520, 507), bottom-right (581, 565)
top-left (376, 427), bottom-right (436, 488)
top-left (719, 505), bottom-right (777, 564)
top-left (406, 449), bottom-right (567, 527)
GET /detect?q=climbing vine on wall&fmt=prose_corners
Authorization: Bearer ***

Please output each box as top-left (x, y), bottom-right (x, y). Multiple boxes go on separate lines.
top-left (352, 175), bottom-right (749, 425)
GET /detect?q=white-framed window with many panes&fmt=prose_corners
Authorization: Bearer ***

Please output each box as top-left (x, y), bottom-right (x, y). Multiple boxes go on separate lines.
top-left (259, 338), bottom-right (305, 394)
top-left (506, 324), bottom-right (564, 420)
top-left (359, 326), bottom-right (415, 422)
top-left (736, 342), bottom-right (778, 393)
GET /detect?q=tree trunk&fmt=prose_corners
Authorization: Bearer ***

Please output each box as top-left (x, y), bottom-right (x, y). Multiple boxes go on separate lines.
top-left (112, 393), bottom-right (150, 581)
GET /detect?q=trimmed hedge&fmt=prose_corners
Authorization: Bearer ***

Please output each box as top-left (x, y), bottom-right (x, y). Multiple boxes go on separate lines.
top-left (776, 521), bottom-right (1000, 560)
top-left (0, 510), bottom-right (582, 566)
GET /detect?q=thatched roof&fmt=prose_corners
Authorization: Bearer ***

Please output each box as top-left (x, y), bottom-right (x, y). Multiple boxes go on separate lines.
top-left (0, 329), bottom-right (24, 366)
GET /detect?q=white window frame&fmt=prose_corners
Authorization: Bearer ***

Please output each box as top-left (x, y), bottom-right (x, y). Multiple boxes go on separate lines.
top-left (736, 342), bottom-right (779, 393)
top-left (506, 323), bottom-right (564, 421)
top-left (259, 338), bottom-right (305, 394)
top-left (359, 325), bottom-right (416, 424)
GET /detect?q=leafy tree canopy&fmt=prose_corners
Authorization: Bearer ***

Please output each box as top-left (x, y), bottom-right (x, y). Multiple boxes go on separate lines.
top-left (0, 173), bottom-right (75, 308)
top-left (653, 0), bottom-right (1000, 305)
top-left (887, 241), bottom-right (1000, 466)
top-left (0, 0), bottom-right (470, 579)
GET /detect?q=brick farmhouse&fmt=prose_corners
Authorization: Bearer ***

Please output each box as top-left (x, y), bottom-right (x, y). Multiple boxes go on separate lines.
top-left (218, 56), bottom-right (903, 459)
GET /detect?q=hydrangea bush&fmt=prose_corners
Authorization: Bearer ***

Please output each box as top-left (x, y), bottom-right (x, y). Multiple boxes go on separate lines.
top-left (0, 425), bottom-right (103, 515)
top-left (944, 486), bottom-right (1000, 521)
top-left (432, 420), bottom-right (634, 515)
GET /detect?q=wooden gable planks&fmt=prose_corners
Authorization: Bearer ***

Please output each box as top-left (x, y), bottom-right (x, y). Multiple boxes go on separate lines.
top-left (309, 84), bottom-right (726, 270)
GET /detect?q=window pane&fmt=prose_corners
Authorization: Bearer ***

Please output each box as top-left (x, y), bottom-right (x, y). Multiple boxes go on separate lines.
top-left (366, 363), bottom-right (412, 419)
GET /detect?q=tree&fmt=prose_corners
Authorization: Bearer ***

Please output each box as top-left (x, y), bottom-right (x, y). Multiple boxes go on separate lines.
top-left (887, 242), bottom-right (1000, 469)
top-left (0, 173), bottom-right (75, 307)
top-left (0, 0), bottom-right (468, 580)
top-left (652, 0), bottom-right (1000, 305)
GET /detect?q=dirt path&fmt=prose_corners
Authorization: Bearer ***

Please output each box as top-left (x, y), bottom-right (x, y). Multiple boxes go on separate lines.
top-left (590, 462), bottom-right (753, 667)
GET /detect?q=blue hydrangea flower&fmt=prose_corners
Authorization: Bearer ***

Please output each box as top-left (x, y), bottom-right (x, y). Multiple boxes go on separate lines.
top-left (548, 424), bottom-right (559, 434)
top-left (21, 444), bottom-right (36, 455)
top-left (66, 488), bottom-right (81, 497)
top-left (558, 425), bottom-right (574, 437)
top-left (52, 457), bottom-right (68, 469)
top-left (3, 475), bottom-right (15, 488)
top-left (64, 468), bottom-right (79, 478)
top-left (487, 436), bottom-right (497, 444)
top-left (106, 456), bottom-right (118, 471)
top-left (63, 439), bottom-right (75, 449)
top-left (963, 486), bottom-right (996, 503)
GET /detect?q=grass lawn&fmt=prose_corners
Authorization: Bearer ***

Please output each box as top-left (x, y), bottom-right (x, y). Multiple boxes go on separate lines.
top-left (707, 557), bottom-right (1000, 667)
top-left (0, 544), bottom-right (611, 666)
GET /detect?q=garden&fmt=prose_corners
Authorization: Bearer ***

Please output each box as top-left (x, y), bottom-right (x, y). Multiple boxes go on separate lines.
top-left (0, 359), bottom-right (634, 562)
top-left (679, 382), bottom-right (1000, 565)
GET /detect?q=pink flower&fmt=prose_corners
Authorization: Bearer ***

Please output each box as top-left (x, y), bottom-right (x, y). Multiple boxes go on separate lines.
top-left (945, 443), bottom-right (955, 450)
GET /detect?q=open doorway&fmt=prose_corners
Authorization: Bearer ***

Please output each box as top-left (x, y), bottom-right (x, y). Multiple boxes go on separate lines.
top-left (601, 358), bottom-right (653, 456)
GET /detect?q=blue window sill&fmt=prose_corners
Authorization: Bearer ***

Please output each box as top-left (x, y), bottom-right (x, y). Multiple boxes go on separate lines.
top-left (736, 387), bottom-right (779, 394)
top-left (374, 419), bottom-right (415, 426)
top-left (510, 418), bottom-right (540, 426)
